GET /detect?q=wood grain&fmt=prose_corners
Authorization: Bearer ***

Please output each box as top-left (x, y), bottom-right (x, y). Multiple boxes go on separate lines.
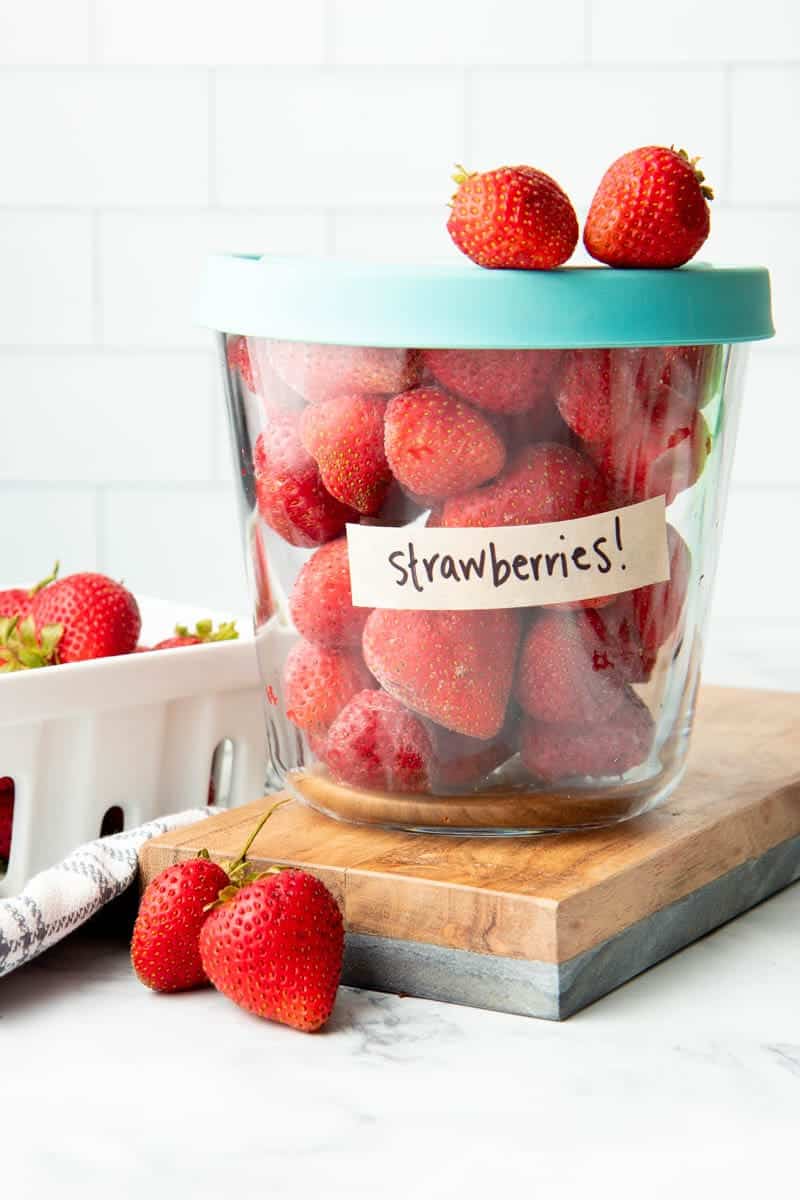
top-left (139, 686), bottom-right (800, 965)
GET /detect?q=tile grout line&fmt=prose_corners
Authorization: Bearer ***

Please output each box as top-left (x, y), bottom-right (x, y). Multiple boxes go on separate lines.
top-left (90, 210), bottom-right (103, 345)
top-left (207, 68), bottom-right (217, 206)
top-left (722, 64), bottom-right (735, 202)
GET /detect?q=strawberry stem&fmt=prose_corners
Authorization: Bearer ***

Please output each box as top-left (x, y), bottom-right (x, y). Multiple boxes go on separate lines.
top-left (451, 163), bottom-right (474, 187)
top-left (228, 797), bottom-right (292, 873)
top-left (27, 561), bottom-right (59, 600)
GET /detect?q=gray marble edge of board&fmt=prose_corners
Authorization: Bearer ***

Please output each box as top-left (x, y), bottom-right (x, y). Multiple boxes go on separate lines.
top-left (341, 833), bottom-right (800, 1022)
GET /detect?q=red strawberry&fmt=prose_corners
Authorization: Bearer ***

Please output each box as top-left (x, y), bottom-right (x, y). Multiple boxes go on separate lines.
top-left (324, 690), bottom-right (434, 793)
top-left (284, 639), bottom-right (373, 733)
top-left (631, 525), bottom-right (691, 656)
top-left (289, 537), bottom-right (371, 648)
top-left (153, 619), bottom-right (238, 651)
top-left (584, 146), bottom-right (713, 269)
top-left (226, 334), bottom-right (258, 392)
top-left (520, 689), bottom-right (654, 782)
top-left (447, 164), bottom-right (578, 269)
top-left (0, 777), bottom-right (14, 862)
top-left (199, 868), bottom-right (344, 1032)
top-left (436, 442), bottom-right (608, 528)
top-left (575, 599), bottom-right (656, 685)
top-left (384, 387), bottom-right (505, 499)
top-left (362, 609), bottom-right (521, 739)
top-left (31, 573), bottom-right (140, 663)
top-left (0, 561), bottom-right (59, 621)
top-left (423, 348), bottom-right (561, 416)
top-left (253, 413), bottom-right (358, 547)
top-left (300, 394), bottom-right (392, 516)
top-left (268, 340), bottom-right (420, 405)
top-left (427, 718), bottom-right (515, 791)
top-left (131, 857), bottom-right (230, 993)
top-left (555, 349), bottom-right (641, 445)
top-left (515, 611), bottom-right (628, 726)
top-left (638, 344), bottom-right (721, 410)
top-left (598, 391), bottom-right (711, 505)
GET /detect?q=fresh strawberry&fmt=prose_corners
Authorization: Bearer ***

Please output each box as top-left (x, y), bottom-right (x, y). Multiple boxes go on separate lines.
top-left (520, 689), bottom-right (654, 781)
top-left (447, 164), bottom-right (578, 269)
top-left (226, 335), bottom-right (258, 392)
top-left (0, 562), bottom-right (59, 621)
top-left (31, 573), bottom-right (140, 663)
top-left (584, 146), bottom-right (713, 269)
top-left (152, 619), bottom-right (238, 651)
top-left (289, 537), bottom-right (371, 648)
top-left (384, 387), bottom-right (506, 499)
top-left (515, 611), bottom-right (629, 726)
top-left (131, 856), bottom-right (230, 993)
top-left (324, 689), bottom-right (434, 793)
top-left (362, 609), bottom-right (521, 739)
top-left (200, 867), bottom-right (344, 1032)
top-left (268, 340), bottom-right (421, 405)
top-left (631, 525), bottom-right (691, 656)
top-left (284, 639), bottom-right (373, 733)
top-left (253, 413), bottom-right (358, 547)
top-left (423, 348), bottom-right (561, 416)
top-left (436, 442), bottom-right (608, 528)
top-left (0, 777), bottom-right (14, 862)
top-left (300, 393), bottom-right (392, 516)
top-left (597, 391), bottom-right (711, 505)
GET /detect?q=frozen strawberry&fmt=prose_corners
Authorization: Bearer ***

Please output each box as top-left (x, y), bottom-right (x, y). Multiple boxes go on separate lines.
top-left (555, 349), bottom-right (645, 444)
top-left (284, 639), bottom-right (373, 733)
top-left (253, 413), bottom-right (358, 547)
top-left (427, 718), bottom-right (515, 791)
top-left (363, 609), bottom-right (521, 739)
top-left (423, 348), bottom-right (561, 416)
top-left (631, 524), bottom-right (691, 656)
top-left (638, 344), bottom-right (721, 411)
top-left (499, 394), bottom-right (573, 447)
top-left (324, 690), bottom-right (434, 793)
top-left (520, 689), bottom-right (655, 781)
top-left (515, 611), bottom-right (628, 726)
top-left (384, 387), bottom-right (505, 500)
top-left (300, 394), bottom-right (392, 516)
top-left (289, 537), bottom-right (371, 648)
top-left (437, 442), bottom-right (608, 529)
top-left (226, 335), bottom-right (258, 393)
top-left (576, 598), bottom-right (656, 684)
top-left (268, 341), bottom-right (421, 405)
top-left (447, 164), bottom-right (579, 270)
top-left (600, 391), bottom-right (711, 505)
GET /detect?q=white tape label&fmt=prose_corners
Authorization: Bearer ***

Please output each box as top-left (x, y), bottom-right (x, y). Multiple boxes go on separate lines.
top-left (347, 497), bottom-right (670, 611)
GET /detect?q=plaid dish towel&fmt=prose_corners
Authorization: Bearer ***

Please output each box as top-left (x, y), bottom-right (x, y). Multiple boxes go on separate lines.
top-left (0, 809), bottom-right (212, 979)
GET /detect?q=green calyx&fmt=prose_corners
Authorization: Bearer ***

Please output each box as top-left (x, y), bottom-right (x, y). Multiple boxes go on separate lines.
top-left (202, 797), bottom-right (292, 911)
top-left (0, 615), bottom-right (63, 672)
top-left (175, 619), bottom-right (239, 643)
top-left (673, 147), bottom-right (714, 201)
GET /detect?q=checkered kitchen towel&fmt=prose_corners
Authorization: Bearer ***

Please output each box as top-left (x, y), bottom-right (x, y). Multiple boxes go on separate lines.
top-left (0, 810), bottom-right (211, 978)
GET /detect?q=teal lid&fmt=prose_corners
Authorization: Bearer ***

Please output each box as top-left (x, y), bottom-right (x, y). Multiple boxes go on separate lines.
top-left (195, 254), bottom-right (774, 349)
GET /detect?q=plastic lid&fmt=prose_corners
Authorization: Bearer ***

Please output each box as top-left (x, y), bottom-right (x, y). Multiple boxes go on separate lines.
top-left (195, 254), bottom-right (774, 349)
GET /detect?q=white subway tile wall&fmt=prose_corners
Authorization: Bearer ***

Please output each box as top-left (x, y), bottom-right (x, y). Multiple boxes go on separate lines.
top-left (0, 0), bottom-right (797, 623)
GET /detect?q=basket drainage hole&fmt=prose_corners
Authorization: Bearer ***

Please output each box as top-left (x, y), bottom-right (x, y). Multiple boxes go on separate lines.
top-left (1, 776), bottom-right (15, 874)
top-left (100, 806), bottom-right (125, 837)
top-left (209, 738), bottom-right (235, 807)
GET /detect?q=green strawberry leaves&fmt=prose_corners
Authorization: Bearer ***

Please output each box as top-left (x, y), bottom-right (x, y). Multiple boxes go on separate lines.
top-left (0, 615), bottom-right (63, 672)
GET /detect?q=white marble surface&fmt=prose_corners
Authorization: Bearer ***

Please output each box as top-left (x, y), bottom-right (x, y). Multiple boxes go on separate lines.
top-left (1, 620), bottom-right (799, 1199)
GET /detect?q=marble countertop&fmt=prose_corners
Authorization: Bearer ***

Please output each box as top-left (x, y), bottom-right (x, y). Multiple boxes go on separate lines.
top-left (2, 619), bottom-right (798, 1198)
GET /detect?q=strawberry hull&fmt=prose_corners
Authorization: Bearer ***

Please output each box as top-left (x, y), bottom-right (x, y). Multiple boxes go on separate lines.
top-left (203, 255), bottom-right (771, 832)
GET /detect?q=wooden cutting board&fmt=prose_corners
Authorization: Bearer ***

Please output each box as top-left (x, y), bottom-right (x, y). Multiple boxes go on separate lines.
top-left (139, 685), bottom-right (800, 1020)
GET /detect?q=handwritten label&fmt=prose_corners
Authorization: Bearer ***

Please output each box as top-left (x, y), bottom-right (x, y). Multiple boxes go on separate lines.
top-left (347, 498), bottom-right (670, 611)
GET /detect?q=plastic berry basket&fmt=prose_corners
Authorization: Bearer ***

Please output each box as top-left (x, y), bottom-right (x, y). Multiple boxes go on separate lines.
top-left (197, 255), bottom-right (773, 835)
top-left (0, 597), bottom-right (266, 897)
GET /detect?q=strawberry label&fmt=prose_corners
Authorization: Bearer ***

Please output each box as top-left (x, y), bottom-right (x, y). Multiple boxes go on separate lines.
top-left (347, 497), bottom-right (670, 611)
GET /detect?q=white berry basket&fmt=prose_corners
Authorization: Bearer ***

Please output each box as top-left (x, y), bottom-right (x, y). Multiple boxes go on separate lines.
top-left (0, 597), bottom-right (267, 898)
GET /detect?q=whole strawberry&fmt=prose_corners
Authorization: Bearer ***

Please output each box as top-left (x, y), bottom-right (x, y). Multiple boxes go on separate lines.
top-left (131, 856), bottom-right (230, 992)
top-left (300, 393), bottom-right (393, 516)
top-left (289, 537), bottom-right (371, 648)
top-left (447, 164), bottom-right (578, 270)
top-left (152, 619), bottom-right (238, 651)
top-left (226, 335), bottom-right (258, 392)
top-left (584, 146), bottom-right (713, 269)
top-left (199, 868), bottom-right (344, 1032)
top-left (31, 572), bottom-right (140, 662)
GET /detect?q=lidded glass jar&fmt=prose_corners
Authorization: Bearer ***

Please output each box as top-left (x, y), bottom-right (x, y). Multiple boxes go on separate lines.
top-left (197, 256), bottom-right (773, 834)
